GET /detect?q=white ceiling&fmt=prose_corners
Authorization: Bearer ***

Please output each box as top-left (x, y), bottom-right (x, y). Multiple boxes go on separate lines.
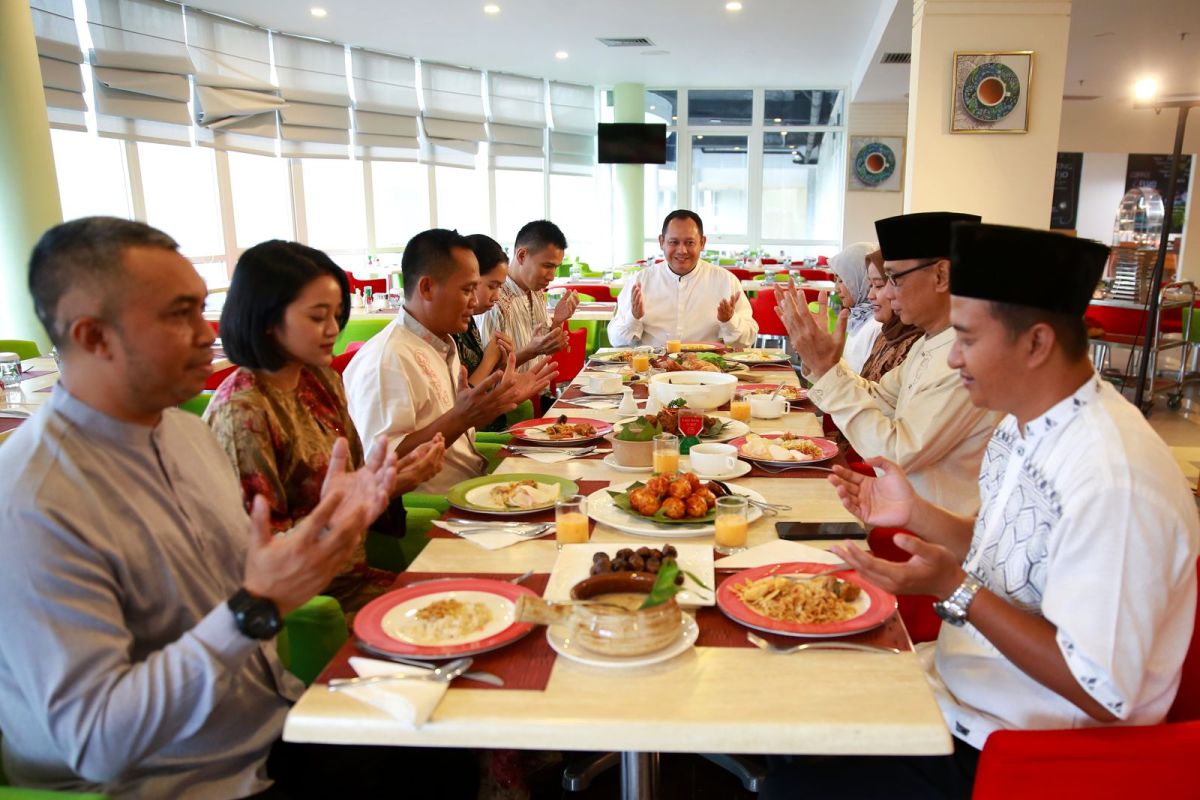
top-left (184, 0), bottom-right (1200, 102)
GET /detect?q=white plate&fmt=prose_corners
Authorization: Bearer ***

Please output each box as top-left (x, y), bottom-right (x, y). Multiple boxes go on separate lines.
top-left (546, 615), bottom-right (699, 668)
top-left (614, 416), bottom-right (750, 443)
top-left (601, 453), bottom-right (654, 474)
top-left (380, 590), bottom-right (517, 647)
top-left (463, 481), bottom-right (562, 511)
top-left (724, 350), bottom-right (790, 364)
top-left (682, 457), bottom-right (752, 481)
top-left (586, 480), bottom-right (765, 538)
top-left (544, 542), bottom-right (716, 607)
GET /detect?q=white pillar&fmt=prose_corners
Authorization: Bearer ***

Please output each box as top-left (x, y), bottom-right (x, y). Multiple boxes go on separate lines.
top-left (0, 2), bottom-right (62, 350)
top-left (612, 82), bottom-right (645, 266)
top-left (904, 0), bottom-right (1072, 228)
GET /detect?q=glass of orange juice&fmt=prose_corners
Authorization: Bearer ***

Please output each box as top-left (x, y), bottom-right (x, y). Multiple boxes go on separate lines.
top-left (666, 339), bottom-right (682, 354)
top-left (729, 389), bottom-right (751, 422)
top-left (631, 346), bottom-right (653, 374)
top-left (714, 495), bottom-right (749, 555)
top-left (653, 433), bottom-right (680, 474)
top-left (555, 494), bottom-right (590, 550)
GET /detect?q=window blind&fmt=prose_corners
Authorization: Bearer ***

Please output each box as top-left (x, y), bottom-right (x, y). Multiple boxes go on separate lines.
top-left (31, 0), bottom-right (86, 131)
top-left (272, 34), bottom-right (351, 158)
top-left (351, 49), bottom-right (419, 161)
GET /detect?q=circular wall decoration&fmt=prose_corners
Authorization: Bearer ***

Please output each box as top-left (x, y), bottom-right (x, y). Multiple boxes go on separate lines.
top-left (853, 141), bottom-right (896, 186)
top-left (962, 62), bottom-right (1021, 122)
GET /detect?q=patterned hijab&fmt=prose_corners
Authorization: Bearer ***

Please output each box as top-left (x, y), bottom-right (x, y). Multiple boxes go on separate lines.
top-left (829, 241), bottom-right (879, 335)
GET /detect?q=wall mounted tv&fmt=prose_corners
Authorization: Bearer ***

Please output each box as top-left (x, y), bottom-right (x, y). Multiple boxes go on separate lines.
top-left (597, 123), bottom-right (668, 164)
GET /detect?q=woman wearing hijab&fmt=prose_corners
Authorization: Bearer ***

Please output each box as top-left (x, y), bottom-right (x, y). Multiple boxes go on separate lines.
top-left (829, 241), bottom-right (883, 373)
top-left (859, 249), bottom-right (924, 383)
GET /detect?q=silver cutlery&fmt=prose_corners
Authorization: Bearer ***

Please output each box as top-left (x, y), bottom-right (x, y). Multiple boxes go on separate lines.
top-left (777, 563), bottom-right (854, 582)
top-left (509, 568), bottom-right (535, 585)
top-left (707, 479), bottom-right (791, 515)
top-left (754, 462), bottom-right (836, 474)
top-left (354, 645), bottom-right (506, 687)
top-left (455, 524), bottom-right (551, 538)
top-left (747, 632), bottom-right (899, 655)
top-left (445, 518), bottom-right (547, 527)
top-left (327, 657), bottom-right (474, 690)
top-left (0, 409), bottom-right (32, 419)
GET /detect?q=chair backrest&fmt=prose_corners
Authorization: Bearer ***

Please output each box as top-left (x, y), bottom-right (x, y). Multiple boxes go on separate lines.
top-left (346, 272), bottom-right (387, 296)
top-left (203, 364), bottom-right (237, 391)
top-left (550, 326), bottom-right (587, 391)
top-left (749, 287), bottom-right (787, 337)
top-left (799, 269), bottom-right (833, 282)
top-left (727, 267), bottom-right (765, 282)
top-left (0, 340), bottom-right (40, 360)
top-left (561, 283), bottom-right (616, 304)
top-left (330, 347), bottom-right (358, 375)
top-left (1168, 556), bottom-right (1200, 722)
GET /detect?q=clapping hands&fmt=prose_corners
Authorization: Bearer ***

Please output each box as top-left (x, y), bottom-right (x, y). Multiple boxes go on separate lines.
top-left (774, 280), bottom-right (848, 378)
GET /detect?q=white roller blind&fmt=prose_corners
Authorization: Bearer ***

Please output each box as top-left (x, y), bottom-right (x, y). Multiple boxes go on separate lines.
top-left (31, 0), bottom-right (86, 130)
top-left (549, 81), bottom-right (596, 134)
top-left (488, 73), bottom-right (545, 128)
top-left (185, 9), bottom-right (272, 90)
top-left (85, 0), bottom-right (193, 74)
top-left (351, 49), bottom-right (418, 115)
top-left (422, 62), bottom-right (485, 149)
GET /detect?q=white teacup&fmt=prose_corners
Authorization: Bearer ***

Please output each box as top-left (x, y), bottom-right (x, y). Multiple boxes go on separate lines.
top-left (749, 394), bottom-right (787, 419)
top-left (587, 373), bottom-right (622, 394)
top-left (688, 443), bottom-right (738, 476)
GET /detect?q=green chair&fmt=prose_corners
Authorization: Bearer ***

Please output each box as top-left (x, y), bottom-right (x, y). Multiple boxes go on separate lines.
top-left (278, 595), bottom-right (347, 686)
top-left (0, 734), bottom-right (108, 799)
top-left (178, 391), bottom-right (213, 416)
top-left (0, 341), bottom-right (39, 360)
top-left (334, 319), bottom-right (391, 355)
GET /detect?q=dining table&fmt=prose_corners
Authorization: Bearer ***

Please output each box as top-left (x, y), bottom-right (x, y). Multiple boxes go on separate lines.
top-left (281, 347), bottom-right (953, 798)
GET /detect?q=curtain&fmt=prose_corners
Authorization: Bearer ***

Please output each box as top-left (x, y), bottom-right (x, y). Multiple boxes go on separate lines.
top-left (30, 0), bottom-right (86, 130)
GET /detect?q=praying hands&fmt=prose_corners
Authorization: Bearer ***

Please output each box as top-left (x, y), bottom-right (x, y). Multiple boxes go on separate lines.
top-left (774, 280), bottom-right (849, 379)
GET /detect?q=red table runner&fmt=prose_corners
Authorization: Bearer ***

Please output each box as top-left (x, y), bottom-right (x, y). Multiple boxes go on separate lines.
top-left (426, 480), bottom-right (610, 539)
top-left (0, 418), bottom-right (24, 435)
top-left (18, 369), bottom-right (53, 380)
top-left (316, 572), bottom-right (557, 691)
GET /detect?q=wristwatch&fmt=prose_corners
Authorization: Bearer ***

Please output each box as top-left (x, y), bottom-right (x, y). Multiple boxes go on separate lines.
top-left (932, 573), bottom-right (984, 627)
top-left (228, 588), bottom-right (282, 640)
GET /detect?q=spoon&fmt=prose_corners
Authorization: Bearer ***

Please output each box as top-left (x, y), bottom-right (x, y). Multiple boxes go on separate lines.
top-left (746, 632), bottom-right (899, 655)
top-left (327, 657), bottom-right (474, 690)
top-left (706, 479), bottom-right (791, 514)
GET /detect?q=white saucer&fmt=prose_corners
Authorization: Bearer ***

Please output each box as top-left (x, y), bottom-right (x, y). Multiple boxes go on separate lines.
top-left (682, 457), bottom-right (752, 480)
top-left (602, 453), bottom-right (654, 473)
top-left (545, 615), bottom-right (699, 668)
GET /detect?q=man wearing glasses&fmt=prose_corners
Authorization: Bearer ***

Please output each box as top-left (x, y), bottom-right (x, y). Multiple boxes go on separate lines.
top-left (776, 212), bottom-right (999, 515)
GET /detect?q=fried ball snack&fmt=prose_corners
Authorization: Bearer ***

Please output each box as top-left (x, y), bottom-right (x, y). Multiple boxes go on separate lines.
top-left (661, 497), bottom-right (686, 519)
top-left (684, 494), bottom-right (708, 518)
top-left (668, 477), bottom-right (693, 499)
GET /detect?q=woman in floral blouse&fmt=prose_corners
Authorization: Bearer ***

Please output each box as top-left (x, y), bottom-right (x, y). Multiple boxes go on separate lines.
top-left (206, 241), bottom-right (444, 613)
top-left (453, 233), bottom-right (514, 431)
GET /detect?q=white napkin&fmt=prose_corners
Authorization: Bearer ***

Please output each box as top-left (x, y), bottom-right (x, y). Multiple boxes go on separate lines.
top-left (566, 399), bottom-right (621, 410)
top-left (432, 520), bottom-right (547, 550)
top-left (339, 657), bottom-right (447, 729)
top-left (717, 540), bottom-right (843, 569)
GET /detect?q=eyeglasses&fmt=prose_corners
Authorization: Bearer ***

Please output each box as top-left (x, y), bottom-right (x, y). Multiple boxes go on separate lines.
top-left (884, 259), bottom-right (942, 287)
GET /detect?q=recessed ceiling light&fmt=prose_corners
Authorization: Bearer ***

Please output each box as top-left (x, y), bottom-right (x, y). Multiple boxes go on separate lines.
top-left (726, 1), bottom-right (743, 10)
top-left (483, 3), bottom-right (501, 13)
top-left (555, 50), bottom-right (569, 59)
top-left (671, 115), bottom-right (678, 120)
top-left (1134, 77), bottom-right (1158, 101)
top-left (310, 7), bottom-right (327, 17)
top-left (773, 117), bottom-right (782, 123)
top-left (649, 105), bottom-right (656, 110)
top-left (697, 135), bottom-right (704, 140)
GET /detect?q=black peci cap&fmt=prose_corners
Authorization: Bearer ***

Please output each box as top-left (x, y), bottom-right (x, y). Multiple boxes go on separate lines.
top-left (875, 211), bottom-right (983, 261)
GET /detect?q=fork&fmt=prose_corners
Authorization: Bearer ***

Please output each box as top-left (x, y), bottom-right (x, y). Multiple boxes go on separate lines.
top-left (777, 563), bottom-right (854, 582)
top-left (754, 462), bottom-right (836, 474)
top-left (455, 523), bottom-right (551, 538)
top-left (327, 657), bottom-right (474, 690)
top-left (747, 632), bottom-right (900, 655)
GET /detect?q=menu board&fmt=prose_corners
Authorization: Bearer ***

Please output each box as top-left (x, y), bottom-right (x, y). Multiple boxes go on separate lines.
top-left (1126, 153), bottom-right (1192, 234)
top-left (1050, 152), bottom-right (1083, 230)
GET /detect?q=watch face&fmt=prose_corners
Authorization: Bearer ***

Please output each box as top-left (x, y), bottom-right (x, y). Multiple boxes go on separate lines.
top-left (231, 590), bottom-right (281, 639)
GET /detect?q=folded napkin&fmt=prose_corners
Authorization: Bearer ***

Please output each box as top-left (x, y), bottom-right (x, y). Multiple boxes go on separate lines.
top-left (339, 657), bottom-right (448, 729)
top-left (717, 539), bottom-right (844, 569)
top-left (515, 447), bottom-right (611, 464)
top-left (432, 520), bottom-right (548, 550)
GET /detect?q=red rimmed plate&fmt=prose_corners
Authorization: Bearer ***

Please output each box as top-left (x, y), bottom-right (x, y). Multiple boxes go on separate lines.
top-left (353, 578), bottom-right (539, 659)
top-left (728, 433), bottom-right (838, 465)
top-left (509, 417), bottom-right (613, 443)
top-left (716, 562), bottom-right (896, 638)
top-left (737, 383), bottom-right (809, 403)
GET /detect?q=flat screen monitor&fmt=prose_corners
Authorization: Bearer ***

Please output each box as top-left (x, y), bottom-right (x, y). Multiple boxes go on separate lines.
top-left (597, 123), bottom-right (667, 164)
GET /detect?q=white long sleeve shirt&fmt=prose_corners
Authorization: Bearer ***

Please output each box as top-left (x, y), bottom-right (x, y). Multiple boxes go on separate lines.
top-left (607, 260), bottom-right (759, 349)
top-left (927, 375), bottom-right (1199, 749)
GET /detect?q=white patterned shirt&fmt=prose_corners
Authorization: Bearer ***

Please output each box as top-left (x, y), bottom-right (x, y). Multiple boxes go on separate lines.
top-left (477, 276), bottom-right (555, 374)
top-left (344, 311), bottom-right (486, 494)
top-left (926, 375), bottom-right (1199, 749)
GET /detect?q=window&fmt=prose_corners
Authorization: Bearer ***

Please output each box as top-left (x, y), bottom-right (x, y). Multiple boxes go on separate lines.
top-left (644, 132), bottom-right (678, 239)
top-left (138, 142), bottom-right (224, 258)
top-left (691, 134), bottom-right (748, 236)
top-left (687, 90), bottom-right (752, 127)
top-left (434, 165), bottom-right (488, 234)
top-left (50, 129), bottom-right (132, 222)
top-left (763, 90), bottom-right (844, 127)
top-left (494, 169), bottom-right (545, 245)
top-left (301, 159), bottom-right (367, 252)
top-left (372, 161), bottom-right (429, 249)
top-left (551, 173), bottom-right (605, 267)
top-left (228, 151), bottom-right (293, 248)
top-left (645, 90), bottom-right (677, 126)
top-left (761, 131), bottom-right (843, 241)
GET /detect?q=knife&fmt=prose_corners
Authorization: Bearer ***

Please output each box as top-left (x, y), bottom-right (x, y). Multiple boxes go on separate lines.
top-left (354, 644), bottom-right (506, 687)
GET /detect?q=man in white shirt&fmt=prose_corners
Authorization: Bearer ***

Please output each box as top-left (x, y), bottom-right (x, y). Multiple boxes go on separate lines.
top-left (765, 223), bottom-right (1199, 799)
top-left (345, 229), bottom-right (556, 494)
top-left (477, 219), bottom-right (579, 373)
top-left (608, 210), bottom-right (758, 348)
top-left (776, 211), bottom-right (998, 516)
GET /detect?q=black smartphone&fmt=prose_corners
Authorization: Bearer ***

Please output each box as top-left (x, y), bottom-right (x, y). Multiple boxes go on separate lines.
top-left (775, 521), bottom-right (867, 541)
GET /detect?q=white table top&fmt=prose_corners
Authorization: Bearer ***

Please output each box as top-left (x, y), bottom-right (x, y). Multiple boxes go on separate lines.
top-left (206, 303), bottom-right (618, 324)
top-left (281, 356), bottom-right (952, 757)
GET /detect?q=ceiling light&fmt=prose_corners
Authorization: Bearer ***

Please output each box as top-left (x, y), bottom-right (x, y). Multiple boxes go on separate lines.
top-left (672, 115), bottom-right (678, 120)
top-left (773, 117), bottom-right (782, 123)
top-left (697, 135), bottom-right (704, 140)
top-left (555, 50), bottom-right (569, 60)
top-left (1134, 78), bottom-right (1158, 101)
top-left (483, 3), bottom-right (500, 13)
top-left (310, 7), bottom-right (327, 17)
top-left (649, 105), bottom-right (656, 110)
top-left (726, 1), bottom-right (743, 10)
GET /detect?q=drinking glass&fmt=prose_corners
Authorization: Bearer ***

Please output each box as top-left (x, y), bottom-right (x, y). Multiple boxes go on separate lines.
top-left (631, 346), bottom-right (653, 375)
top-left (714, 495), bottom-right (749, 555)
top-left (653, 433), bottom-right (680, 475)
top-left (729, 390), bottom-right (751, 423)
top-left (555, 494), bottom-right (590, 549)
top-left (665, 339), bottom-right (682, 354)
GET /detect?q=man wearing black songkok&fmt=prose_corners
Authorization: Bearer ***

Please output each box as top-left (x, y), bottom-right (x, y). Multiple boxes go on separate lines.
top-left (764, 223), bottom-right (1199, 799)
top-left (776, 211), bottom-right (999, 515)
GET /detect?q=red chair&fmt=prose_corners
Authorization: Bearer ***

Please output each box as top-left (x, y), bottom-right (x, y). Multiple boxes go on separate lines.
top-left (760, 258), bottom-right (779, 265)
top-left (330, 346), bottom-right (359, 375)
top-left (204, 364), bottom-right (237, 391)
top-left (347, 272), bottom-right (386, 296)
top-left (749, 287), bottom-right (786, 350)
top-left (816, 255), bottom-right (829, 266)
top-left (971, 556), bottom-right (1200, 798)
top-left (866, 526), bottom-right (943, 644)
top-left (207, 320), bottom-right (220, 335)
top-left (560, 283), bottom-right (617, 304)
top-left (727, 267), bottom-right (765, 282)
top-left (799, 268), bottom-right (834, 282)
top-left (550, 326), bottom-right (587, 394)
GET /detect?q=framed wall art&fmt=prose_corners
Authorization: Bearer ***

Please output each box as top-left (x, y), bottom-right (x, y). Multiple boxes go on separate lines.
top-left (951, 51), bottom-right (1033, 134)
top-left (848, 135), bottom-right (904, 192)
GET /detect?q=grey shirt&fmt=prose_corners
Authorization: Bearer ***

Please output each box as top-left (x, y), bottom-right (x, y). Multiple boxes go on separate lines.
top-left (0, 388), bottom-right (304, 798)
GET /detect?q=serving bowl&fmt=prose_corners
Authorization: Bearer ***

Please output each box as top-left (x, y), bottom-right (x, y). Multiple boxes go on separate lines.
top-left (648, 371), bottom-right (738, 411)
top-left (606, 432), bottom-right (654, 468)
